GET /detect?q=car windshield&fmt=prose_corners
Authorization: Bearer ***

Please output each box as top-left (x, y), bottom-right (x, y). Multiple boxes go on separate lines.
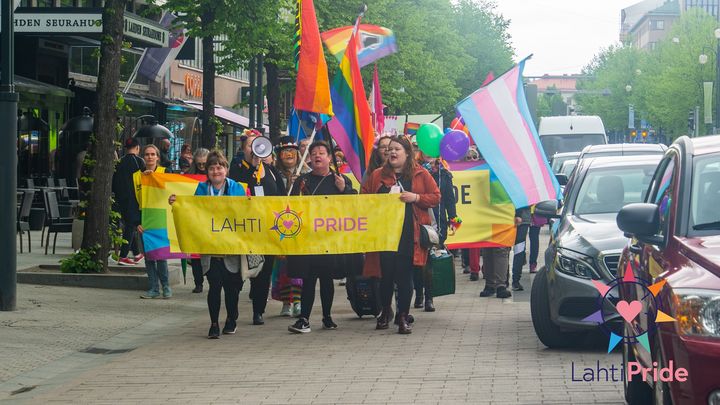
top-left (574, 165), bottom-right (656, 215)
top-left (560, 160), bottom-right (577, 177)
top-left (583, 150), bottom-right (663, 159)
top-left (551, 155), bottom-right (576, 172)
top-left (690, 154), bottom-right (720, 233)
top-left (540, 134), bottom-right (606, 157)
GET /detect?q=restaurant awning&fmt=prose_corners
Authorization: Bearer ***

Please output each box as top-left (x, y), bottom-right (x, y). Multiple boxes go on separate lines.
top-left (182, 100), bottom-right (269, 131)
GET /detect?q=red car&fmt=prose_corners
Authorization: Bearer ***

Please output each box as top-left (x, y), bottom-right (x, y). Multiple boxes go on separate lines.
top-left (617, 135), bottom-right (720, 405)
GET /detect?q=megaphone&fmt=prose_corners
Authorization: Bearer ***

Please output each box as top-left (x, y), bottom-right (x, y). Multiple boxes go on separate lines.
top-left (251, 136), bottom-right (273, 158)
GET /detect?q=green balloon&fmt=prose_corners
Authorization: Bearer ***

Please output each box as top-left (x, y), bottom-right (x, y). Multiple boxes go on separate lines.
top-left (416, 123), bottom-right (443, 158)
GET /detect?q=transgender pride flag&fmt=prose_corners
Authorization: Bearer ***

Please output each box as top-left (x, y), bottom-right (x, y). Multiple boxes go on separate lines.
top-left (456, 58), bottom-right (560, 208)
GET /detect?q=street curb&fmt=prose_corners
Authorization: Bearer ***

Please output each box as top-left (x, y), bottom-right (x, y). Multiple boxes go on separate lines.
top-left (17, 267), bottom-right (183, 290)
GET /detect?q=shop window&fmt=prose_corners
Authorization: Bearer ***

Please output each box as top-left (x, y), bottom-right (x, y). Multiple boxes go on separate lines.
top-left (37, 0), bottom-right (54, 7)
top-left (59, 0), bottom-right (73, 7)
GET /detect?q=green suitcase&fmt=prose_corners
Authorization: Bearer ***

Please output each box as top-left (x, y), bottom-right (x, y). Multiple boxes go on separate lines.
top-left (430, 250), bottom-right (455, 297)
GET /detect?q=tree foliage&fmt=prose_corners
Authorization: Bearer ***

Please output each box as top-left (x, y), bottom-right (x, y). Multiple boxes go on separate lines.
top-left (577, 8), bottom-right (718, 139)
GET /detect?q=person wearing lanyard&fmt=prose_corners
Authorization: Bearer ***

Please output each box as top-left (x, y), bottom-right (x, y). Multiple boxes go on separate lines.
top-left (135, 144), bottom-right (170, 299)
top-left (229, 132), bottom-right (286, 326)
top-left (169, 150), bottom-right (248, 338)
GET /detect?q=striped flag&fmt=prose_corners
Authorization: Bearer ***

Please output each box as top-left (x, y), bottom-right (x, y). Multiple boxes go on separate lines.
top-left (404, 122), bottom-right (420, 136)
top-left (369, 64), bottom-right (385, 134)
top-left (293, 0), bottom-right (333, 115)
top-left (456, 58), bottom-right (560, 208)
top-left (321, 24), bottom-right (398, 68)
top-left (327, 22), bottom-right (374, 180)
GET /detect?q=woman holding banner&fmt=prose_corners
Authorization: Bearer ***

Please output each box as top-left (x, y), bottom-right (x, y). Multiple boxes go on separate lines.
top-left (229, 132), bottom-right (286, 326)
top-left (362, 136), bottom-right (440, 334)
top-left (287, 141), bottom-right (356, 334)
top-left (134, 144), bottom-right (170, 300)
top-left (169, 151), bottom-right (248, 339)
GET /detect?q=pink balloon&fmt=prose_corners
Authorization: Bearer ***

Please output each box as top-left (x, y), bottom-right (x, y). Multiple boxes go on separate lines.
top-left (440, 130), bottom-right (470, 161)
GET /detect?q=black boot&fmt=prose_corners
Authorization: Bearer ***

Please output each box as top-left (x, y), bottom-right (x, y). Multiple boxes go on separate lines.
top-left (424, 296), bottom-right (435, 312)
top-left (376, 306), bottom-right (392, 330)
top-left (413, 291), bottom-right (424, 309)
top-left (398, 313), bottom-right (412, 334)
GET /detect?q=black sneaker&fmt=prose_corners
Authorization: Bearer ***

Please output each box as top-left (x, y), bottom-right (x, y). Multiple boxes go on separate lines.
top-left (469, 273), bottom-right (479, 281)
top-left (496, 286), bottom-right (512, 298)
top-left (512, 281), bottom-right (524, 291)
top-left (222, 320), bottom-right (237, 334)
top-left (479, 287), bottom-right (496, 297)
top-left (289, 317), bottom-right (311, 333)
top-left (322, 317), bottom-right (338, 330)
top-left (208, 323), bottom-right (220, 339)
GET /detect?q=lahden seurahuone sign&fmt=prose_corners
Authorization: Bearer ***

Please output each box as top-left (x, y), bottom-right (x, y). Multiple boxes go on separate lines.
top-left (171, 194), bottom-right (405, 255)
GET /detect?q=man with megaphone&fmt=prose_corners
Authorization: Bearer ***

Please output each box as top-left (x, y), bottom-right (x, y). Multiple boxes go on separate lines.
top-left (229, 129), bottom-right (287, 326)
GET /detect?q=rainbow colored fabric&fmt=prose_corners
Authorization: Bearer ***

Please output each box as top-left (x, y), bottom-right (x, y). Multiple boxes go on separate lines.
top-left (140, 173), bottom-right (204, 260)
top-left (293, 0), bottom-right (333, 115)
top-left (327, 27), bottom-right (374, 180)
top-left (404, 122), bottom-right (420, 136)
top-left (321, 24), bottom-right (398, 68)
top-left (456, 58), bottom-right (560, 208)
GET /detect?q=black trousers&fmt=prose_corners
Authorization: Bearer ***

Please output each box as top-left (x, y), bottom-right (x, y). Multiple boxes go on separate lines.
top-left (191, 258), bottom-right (203, 287)
top-left (300, 270), bottom-right (334, 320)
top-left (413, 263), bottom-right (432, 299)
top-left (511, 224), bottom-right (530, 283)
top-left (249, 255), bottom-right (274, 315)
top-left (380, 252), bottom-right (414, 314)
top-left (119, 220), bottom-right (139, 258)
top-left (529, 225), bottom-right (541, 266)
top-left (206, 258), bottom-right (243, 324)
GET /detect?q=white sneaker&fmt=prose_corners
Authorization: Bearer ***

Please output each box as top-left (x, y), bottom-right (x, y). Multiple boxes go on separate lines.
top-left (280, 303), bottom-right (292, 317)
top-left (291, 302), bottom-right (301, 318)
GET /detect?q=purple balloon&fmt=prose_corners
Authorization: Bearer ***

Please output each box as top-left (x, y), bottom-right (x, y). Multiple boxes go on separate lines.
top-left (440, 130), bottom-right (470, 161)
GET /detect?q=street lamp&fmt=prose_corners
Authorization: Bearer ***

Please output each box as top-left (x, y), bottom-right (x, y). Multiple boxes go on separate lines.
top-left (130, 115), bottom-right (173, 139)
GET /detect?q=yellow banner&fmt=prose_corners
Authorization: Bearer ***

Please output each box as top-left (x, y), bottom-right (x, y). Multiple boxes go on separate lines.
top-left (445, 168), bottom-right (516, 248)
top-left (172, 194), bottom-right (405, 255)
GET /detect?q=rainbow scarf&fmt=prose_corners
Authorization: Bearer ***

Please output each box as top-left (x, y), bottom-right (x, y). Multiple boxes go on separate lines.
top-left (327, 24), bottom-right (374, 180)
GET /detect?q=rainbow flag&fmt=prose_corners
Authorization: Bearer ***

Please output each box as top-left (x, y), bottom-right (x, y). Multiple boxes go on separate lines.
top-left (456, 58), bottom-right (560, 208)
top-left (404, 122), bottom-right (420, 136)
top-left (327, 25), bottom-right (374, 180)
top-left (140, 173), bottom-right (204, 260)
top-left (321, 24), bottom-right (398, 68)
top-left (293, 0), bottom-right (333, 115)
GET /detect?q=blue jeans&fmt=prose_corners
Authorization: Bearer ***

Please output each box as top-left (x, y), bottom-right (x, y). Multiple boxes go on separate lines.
top-left (146, 260), bottom-right (169, 293)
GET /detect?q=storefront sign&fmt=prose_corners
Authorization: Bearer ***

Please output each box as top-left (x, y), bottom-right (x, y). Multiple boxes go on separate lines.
top-left (11, 10), bottom-right (169, 47)
top-left (184, 73), bottom-right (202, 98)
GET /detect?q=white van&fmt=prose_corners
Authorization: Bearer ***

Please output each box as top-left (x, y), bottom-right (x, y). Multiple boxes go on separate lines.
top-left (538, 116), bottom-right (607, 158)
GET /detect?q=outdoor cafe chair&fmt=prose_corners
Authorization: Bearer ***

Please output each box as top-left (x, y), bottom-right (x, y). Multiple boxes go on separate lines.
top-left (43, 190), bottom-right (74, 255)
top-left (17, 189), bottom-right (35, 253)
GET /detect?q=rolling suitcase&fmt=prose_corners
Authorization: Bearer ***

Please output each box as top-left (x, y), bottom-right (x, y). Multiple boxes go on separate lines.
top-left (346, 275), bottom-right (381, 318)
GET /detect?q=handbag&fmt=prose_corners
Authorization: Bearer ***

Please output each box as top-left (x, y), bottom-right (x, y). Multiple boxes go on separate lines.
top-left (241, 254), bottom-right (265, 280)
top-left (429, 248), bottom-right (455, 297)
top-left (419, 208), bottom-right (440, 249)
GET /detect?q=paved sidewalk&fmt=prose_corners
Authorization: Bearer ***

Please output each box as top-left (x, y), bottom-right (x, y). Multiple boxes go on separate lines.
top-left (3, 230), bottom-right (624, 404)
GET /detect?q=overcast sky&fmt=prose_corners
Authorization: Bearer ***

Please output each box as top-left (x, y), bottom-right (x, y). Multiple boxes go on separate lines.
top-left (493, 0), bottom-right (641, 76)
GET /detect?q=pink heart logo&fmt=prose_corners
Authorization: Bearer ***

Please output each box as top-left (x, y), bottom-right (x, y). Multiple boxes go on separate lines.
top-left (283, 220), bottom-right (295, 229)
top-left (616, 300), bottom-right (642, 323)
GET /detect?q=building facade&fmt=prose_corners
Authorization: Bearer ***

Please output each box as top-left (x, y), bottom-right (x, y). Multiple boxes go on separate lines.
top-left (622, 1), bottom-right (680, 50)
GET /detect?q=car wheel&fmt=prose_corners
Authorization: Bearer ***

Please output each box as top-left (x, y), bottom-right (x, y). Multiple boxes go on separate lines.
top-left (530, 266), bottom-right (583, 348)
top-left (622, 331), bottom-right (652, 404)
top-left (653, 335), bottom-right (673, 405)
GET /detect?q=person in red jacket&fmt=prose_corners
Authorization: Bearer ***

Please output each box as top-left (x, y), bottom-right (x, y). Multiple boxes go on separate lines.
top-left (361, 136), bottom-right (440, 334)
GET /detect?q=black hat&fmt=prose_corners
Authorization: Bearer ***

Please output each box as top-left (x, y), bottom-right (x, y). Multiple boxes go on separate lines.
top-left (275, 136), bottom-right (299, 151)
top-left (124, 137), bottom-right (139, 149)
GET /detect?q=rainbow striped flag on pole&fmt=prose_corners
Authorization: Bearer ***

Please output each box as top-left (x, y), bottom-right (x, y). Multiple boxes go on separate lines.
top-left (456, 58), bottom-right (560, 208)
top-left (327, 19), bottom-right (374, 180)
top-left (293, 0), bottom-right (333, 115)
top-left (321, 24), bottom-right (398, 68)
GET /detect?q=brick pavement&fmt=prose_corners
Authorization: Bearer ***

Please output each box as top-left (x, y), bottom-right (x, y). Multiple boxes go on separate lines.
top-left (4, 230), bottom-right (625, 404)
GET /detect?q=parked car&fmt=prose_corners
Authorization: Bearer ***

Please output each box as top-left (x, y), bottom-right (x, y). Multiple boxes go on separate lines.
top-left (579, 143), bottom-right (667, 160)
top-left (616, 135), bottom-right (720, 405)
top-left (530, 155), bottom-right (661, 348)
top-left (538, 115), bottom-right (607, 158)
top-left (550, 151), bottom-right (581, 174)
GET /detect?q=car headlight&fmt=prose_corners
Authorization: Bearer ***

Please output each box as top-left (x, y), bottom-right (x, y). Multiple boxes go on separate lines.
top-left (672, 289), bottom-right (720, 338)
top-left (556, 249), bottom-right (600, 280)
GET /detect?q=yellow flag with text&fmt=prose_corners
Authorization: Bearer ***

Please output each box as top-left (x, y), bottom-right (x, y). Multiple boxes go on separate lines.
top-left (171, 194), bottom-right (404, 255)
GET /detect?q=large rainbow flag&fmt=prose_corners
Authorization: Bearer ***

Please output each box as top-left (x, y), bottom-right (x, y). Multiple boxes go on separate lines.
top-left (321, 24), bottom-right (398, 68)
top-left (327, 25), bottom-right (374, 180)
top-left (140, 173), bottom-right (204, 260)
top-left (445, 161), bottom-right (516, 248)
top-left (456, 58), bottom-right (560, 208)
top-left (293, 0), bottom-right (333, 115)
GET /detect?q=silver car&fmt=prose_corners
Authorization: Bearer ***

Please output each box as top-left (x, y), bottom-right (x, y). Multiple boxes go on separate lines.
top-left (530, 155), bottom-right (661, 348)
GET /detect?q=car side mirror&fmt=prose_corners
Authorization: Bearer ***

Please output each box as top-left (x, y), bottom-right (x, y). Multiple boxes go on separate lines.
top-left (555, 173), bottom-right (568, 186)
top-left (534, 199), bottom-right (561, 219)
top-left (616, 203), bottom-right (663, 246)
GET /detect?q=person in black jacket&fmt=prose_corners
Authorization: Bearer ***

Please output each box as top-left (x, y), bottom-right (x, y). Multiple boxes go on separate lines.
top-left (415, 152), bottom-right (458, 312)
top-left (287, 140), bottom-right (356, 334)
top-left (228, 133), bottom-right (286, 326)
top-left (112, 138), bottom-right (145, 265)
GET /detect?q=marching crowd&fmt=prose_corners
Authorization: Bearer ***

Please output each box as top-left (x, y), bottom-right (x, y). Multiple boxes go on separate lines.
top-left (111, 130), bottom-right (542, 339)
